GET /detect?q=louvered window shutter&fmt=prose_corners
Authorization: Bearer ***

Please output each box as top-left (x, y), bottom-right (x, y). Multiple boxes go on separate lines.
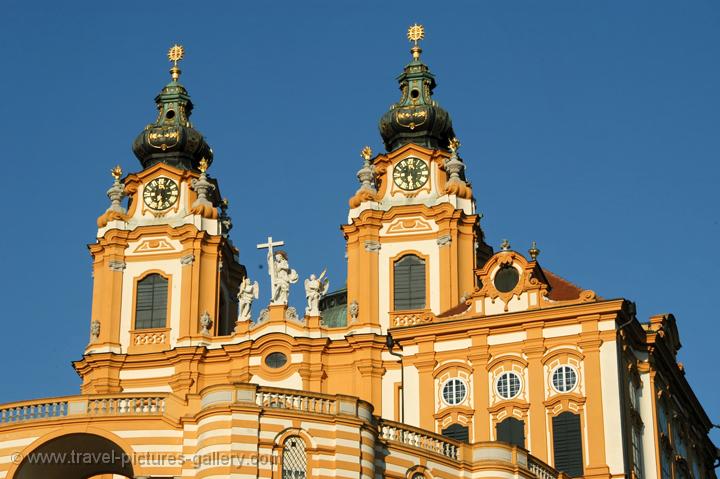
top-left (394, 255), bottom-right (426, 310)
top-left (441, 423), bottom-right (469, 443)
top-left (496, 417), bottom-right (525, 447)
top-left (135, 274), bottom-right (168, 329)
top-left (552, 412), bottom-right (583, 477)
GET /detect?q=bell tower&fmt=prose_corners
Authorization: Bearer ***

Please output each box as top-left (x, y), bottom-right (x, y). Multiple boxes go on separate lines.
top-left (344, 25), bottom-right (491, 332)
top-left (79, 45), bottom-right (246, 394)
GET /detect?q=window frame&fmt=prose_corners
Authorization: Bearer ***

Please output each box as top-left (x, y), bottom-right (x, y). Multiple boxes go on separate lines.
top-left (441, 378), bottom-right (468, 406)
top-left (495, 371), bottom-right (522, 400)
top-left (391, 252), bottom-right (429, 312)
top-left (551, 365), bottom-right (578, 394)
top-left (132, 271), bottom-right (171, 330)
top-left (280, 435), bottom-right (307, 479)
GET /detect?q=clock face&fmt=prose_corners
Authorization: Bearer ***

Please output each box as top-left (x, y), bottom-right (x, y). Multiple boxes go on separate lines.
top-left (393, 157), bottom-right (429, 191)
top-left (143, 177), bottom-right (179, 211)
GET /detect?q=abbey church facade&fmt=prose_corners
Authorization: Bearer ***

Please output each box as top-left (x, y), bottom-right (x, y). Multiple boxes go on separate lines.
top-left (0, 28), bottom-right (716, 479)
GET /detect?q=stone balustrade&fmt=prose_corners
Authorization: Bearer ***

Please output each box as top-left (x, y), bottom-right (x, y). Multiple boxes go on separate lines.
top-left (379, 419), bottom-right (460, 459)
top-left (0, 400), bottom-right (68, 423)
top-left (0, 394), bottom-right (168, 425)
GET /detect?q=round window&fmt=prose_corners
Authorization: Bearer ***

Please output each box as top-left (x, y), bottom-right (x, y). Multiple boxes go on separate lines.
top-left (494, 265), bottom-right (520, 293)
top-left (441, 378), bottom-right (468, 406)
top-left (265, 352), bottom-right (288, 369)
top-left (551, 365), bottom-right (578, 393)
top-left (495, 371), bottom-right (522, 400)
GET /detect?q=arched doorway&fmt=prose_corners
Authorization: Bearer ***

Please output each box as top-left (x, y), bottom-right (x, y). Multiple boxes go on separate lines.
top-left (13, 433), bottom-right (133, 479)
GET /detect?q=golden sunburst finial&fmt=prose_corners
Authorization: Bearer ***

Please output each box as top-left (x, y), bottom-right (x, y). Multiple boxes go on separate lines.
top-left (111, 165), bottom-right (123, 181)
top-left (198, 158), bottom-right (209, 173)
top-left (361, 146), bottom-right (373, 162)
top-left (407, 24), bottom-right (425, 45)
top-left (449, 137), bottom-right (461, 154)
top-left (168, 44), bottom-right (185, 81)
top-left (407, 24), bottom-right (425, 61)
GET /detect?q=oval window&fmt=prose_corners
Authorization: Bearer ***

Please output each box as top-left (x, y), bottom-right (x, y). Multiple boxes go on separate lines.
top-left (551, 365), bottom-right (578, 393)
top-left (494, 265), bottom-right (520, 293)
top-left (265, 352), bottom-right (288, 369)
top-left (441, 378), bottom-right (468, 406)
top-left (496, 371), bottom-right (522, 400)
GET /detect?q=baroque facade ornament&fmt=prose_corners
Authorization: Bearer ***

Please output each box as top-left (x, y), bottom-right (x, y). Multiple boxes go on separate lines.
top-left (108, 260), bottom-right (126, 272)
top-left (437, 234), bottom-right (452, 247)
top-left (199, 311), bottom-right (213, 335)
top-left (97, 165), bottom-right (129, 228)
top-left (90, 320), bottom-right (100, 341)
top-left (349, 300), bottom-right (359, 323)
top-left (364, 240), bottom-right (381, 252)
top-left (190, 158), bottom-right (218, 219)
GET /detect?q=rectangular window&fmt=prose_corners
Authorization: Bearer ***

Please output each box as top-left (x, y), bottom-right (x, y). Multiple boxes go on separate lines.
top-left (632, 427), bottom-right (643, 479)
top-left (552, 412), bottom-right (583, 477)
top-left (135, 274), bottom-right (168, 329)
top-left (496, 417), bottom-right (525, 448)
top-left (393, 255), bottom-right (426, 310)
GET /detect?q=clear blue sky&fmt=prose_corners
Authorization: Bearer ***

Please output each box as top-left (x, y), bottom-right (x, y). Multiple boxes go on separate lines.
top-left (1, 0), bottom-right (718, 442)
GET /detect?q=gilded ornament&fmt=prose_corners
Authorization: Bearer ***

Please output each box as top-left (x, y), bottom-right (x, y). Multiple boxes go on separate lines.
top-left (111, 165), bottom-right (123, 180)
top-left (407, 24), bottom-right (425, 44)
top-left (167, 44), bottom-right (185, 82)
top-left (407, 24), bottom-right (425, 61)
top-left (528, 241), bottom-right (540, 260)
top-left (199, 157), bottom-right (209, 173)
top-left (168, 44), bottom-right (185, 64)
top-left (448, 137), bottom-right (460, 153)
top-left (361, 146), bottom-right (372, 161)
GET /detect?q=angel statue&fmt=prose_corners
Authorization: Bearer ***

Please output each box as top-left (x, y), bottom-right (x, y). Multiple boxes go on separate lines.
top-left (237, 277), bottom-right (259, 321)
top-left (304, 270), bottom-right (330, 316)
top-left (268, 250), bottom-right (299, 305)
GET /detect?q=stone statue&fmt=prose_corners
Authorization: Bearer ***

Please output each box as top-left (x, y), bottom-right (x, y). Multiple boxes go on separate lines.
top-left (90, 320), bottom-right (101, 340)
top-left (237, 277), bottom-right (259, 321)
top-left (349, 301), bottom-right (359, 323)
top-left (200, 311), bottom-right (213, 335)
top-left (268, 250), bottom-right (298, 305)
top-left (304, 270), bottom-right (330, 316)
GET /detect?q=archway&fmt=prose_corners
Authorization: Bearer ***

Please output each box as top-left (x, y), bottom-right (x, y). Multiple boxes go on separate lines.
top-left (13, 433), bottom-right (134, 479)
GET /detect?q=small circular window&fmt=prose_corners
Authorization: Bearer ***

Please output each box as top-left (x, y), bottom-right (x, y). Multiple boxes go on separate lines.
top-left (494, 265), bottom-right (520, 293)
top-left (441, 378), bottom-right (467, 406)
top-left (551, 365), bottom-right (578, 393)
top-left (265, 352), bottom-right (288, 369)
top-left (496, 371), bottom-right (522, 400)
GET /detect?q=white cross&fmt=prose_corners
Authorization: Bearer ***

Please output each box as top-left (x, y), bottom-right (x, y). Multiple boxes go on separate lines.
top-left (257, 236), bottom-right (285, 280)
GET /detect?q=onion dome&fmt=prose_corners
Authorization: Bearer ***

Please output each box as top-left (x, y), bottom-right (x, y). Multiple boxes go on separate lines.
top-left (379, 25), bottom-right (455, 152)
top-left (132, 45), bottom-right (213, 171)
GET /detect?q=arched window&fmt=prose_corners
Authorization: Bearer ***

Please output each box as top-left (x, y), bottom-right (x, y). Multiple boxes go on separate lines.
top-left (282, 436), bottom-right (307, 479)
top-left (441, 423), bottom-right (469, 442)
top-left (394, 254), bottom-right (426, 310)
top-left (496, 417), bottom-right (525, 447)
top-left (552, 412), bottom-right (583, 477)
top-left (135, 274), bottom-right (168, 329)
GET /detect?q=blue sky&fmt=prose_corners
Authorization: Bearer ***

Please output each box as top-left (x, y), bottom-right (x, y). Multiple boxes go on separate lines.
top-left (0, 1), bottom-right (718, 442)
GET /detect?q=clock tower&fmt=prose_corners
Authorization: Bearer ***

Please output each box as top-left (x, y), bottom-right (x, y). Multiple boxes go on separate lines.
top-left (344, 26), bottom-right (491, 332)
top-left (80, 45), bottom-right (246, 394)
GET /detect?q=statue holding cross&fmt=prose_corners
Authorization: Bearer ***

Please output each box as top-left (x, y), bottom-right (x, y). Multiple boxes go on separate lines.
top-left (257, 236), bottom-right (298, 306)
